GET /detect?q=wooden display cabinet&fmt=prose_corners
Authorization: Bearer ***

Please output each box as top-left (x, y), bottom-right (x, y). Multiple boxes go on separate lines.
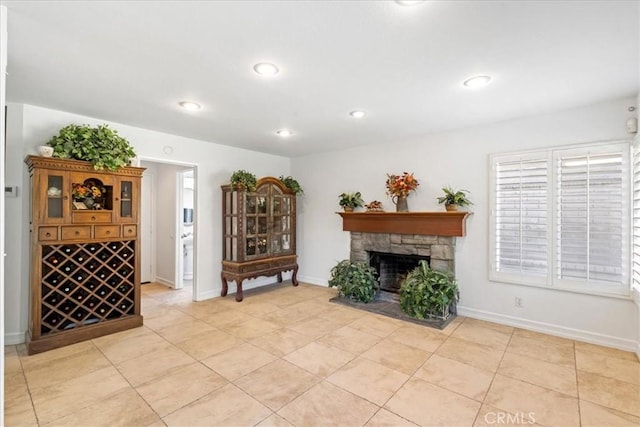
top-left (221, 177), bottom-right (298, 301)
top-left (25, 155), bottom-right (144, 354)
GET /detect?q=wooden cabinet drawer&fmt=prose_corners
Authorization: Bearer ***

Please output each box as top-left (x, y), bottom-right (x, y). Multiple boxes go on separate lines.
top-left (122, 225), bottom-right (137, 237)
top-left (61, 226), bottom-right (91, 240)
top-left (72, 211), bottom-right (112, 224)
top-left (239, 260), bottom-right (271, 273)
top-left (94, 225), bottom-right (120, 239)
top-left (38, 227), bottom-right (58, 241)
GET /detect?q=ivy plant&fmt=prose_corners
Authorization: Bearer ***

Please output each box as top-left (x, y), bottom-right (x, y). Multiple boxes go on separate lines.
top-left (328, 259), bottom-right (379, 303)
top-left (230, 170), bottom-right (257, 192)
top-left (399, 260), bottom-right (459, 320)
top-left (47, 124), bottom-right (136, 170)
top-left (278, 175), bottom-right (304, 195)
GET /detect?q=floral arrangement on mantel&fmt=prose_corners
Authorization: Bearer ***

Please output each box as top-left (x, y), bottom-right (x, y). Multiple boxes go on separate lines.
top-left (385, 172), bottom-right (420, 198)
top-left (386, 172), bottom-right (419, 212)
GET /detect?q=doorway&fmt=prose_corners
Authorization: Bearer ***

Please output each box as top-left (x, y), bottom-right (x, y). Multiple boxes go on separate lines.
top-left (139, 159), bottom-right (197, 299)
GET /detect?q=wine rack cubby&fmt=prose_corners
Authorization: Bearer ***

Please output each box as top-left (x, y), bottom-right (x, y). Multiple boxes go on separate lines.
top-left (40, 241), bottom-right (136, 334)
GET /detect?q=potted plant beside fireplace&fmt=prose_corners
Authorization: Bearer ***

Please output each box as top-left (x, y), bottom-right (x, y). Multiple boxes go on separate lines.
top-left (328, 260), bottom-right (379, 303)
top-left (399, 260), bottom-right (458, 321)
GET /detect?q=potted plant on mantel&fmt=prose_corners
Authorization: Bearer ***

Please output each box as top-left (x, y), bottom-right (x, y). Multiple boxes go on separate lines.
top-left (46, 123), bottom-right (137, 171)
top-left (338, 192), bottom-right (364, 212)
top-left (437, 186), bottom-right (473, 211)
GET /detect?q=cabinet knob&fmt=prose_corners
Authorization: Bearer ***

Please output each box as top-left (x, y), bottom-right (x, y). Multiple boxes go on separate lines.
top-left (115, 197), bottom-right (119, 201)
top-left (74, 231), bottom-right (79, 236)
top-left (106, 231), bottom-right (110, 235)
top-left (128, 228), bottom-right (133, 233)
top-left (91, 216), bottom-right (96, 221)
top-left (45, 232), bottom-right (51, 237)
top-left (63, 195), bottom-right (68, 200)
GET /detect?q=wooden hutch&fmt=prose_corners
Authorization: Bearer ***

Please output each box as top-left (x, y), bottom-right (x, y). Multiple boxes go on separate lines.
top-left (25, 155), bottom-right (144, 354)
top-left (221, 177), bottom-right (298, 301)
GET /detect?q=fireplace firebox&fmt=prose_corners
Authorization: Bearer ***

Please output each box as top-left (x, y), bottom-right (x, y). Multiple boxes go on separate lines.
top-left (369, 251), bottom-right (430, 294)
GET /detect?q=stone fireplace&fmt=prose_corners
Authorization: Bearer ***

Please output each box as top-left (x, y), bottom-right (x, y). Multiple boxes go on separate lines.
top-left (335, 211), bottom-right (471, 327)
top-left (350, 232), bottom-right (455, 283)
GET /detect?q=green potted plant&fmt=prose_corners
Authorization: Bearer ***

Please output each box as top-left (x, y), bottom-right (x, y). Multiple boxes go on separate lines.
top-left (278, 175), bottom-right (304, 195)
top-left (338, 192), bottom-right (364, 212)
top-left (328, 259), bottom-right (379, 303)
top-left (399, 260), bottom-right (459, 321)
top-left (437, 186), bottom-right (472, 211)
top-left (47, 124), bottom-right (136, 170)
top-left (230, 170), bottom-right (257, 192)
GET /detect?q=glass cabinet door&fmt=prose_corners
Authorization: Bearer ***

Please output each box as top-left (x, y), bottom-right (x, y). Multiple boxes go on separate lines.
top-left (41, 172), bottom-right (69, 224)
top-left (116, 178), bottom-right (137, 222)
top-left (270, 188), bottom-right (294, 256)
top-left (245, 187), bottom-right (269, 259)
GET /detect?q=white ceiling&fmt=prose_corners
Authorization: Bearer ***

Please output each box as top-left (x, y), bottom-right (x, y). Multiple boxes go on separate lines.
top-left (3, 1), bottom-right (639, 157)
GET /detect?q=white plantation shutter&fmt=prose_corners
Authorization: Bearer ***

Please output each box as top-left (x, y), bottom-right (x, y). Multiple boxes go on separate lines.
top-left (491, 142), bottom-right (630, 296)
top-left (555, 149), bottom-right (628, 287)
top-left (633, 138), bottom-right (640, 292)
top-left (494, 157), bottom-right (549, 279)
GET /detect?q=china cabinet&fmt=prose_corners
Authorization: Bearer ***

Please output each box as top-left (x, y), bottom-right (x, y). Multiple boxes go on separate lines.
top-left (25, 155), bottom-right (144, 354)
top-left (221, 177), bottom-right (298, 301)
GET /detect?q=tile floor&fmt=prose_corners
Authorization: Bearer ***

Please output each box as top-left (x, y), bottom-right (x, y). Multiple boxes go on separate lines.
top-left (4, 282), bottom-right (640, 426)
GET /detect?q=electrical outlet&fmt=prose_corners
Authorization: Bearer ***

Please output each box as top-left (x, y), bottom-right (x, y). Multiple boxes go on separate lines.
top-left (515, 297), bottom-right (523, 308)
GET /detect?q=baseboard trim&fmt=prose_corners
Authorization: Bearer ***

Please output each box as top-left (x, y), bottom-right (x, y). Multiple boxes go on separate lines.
top-left (154, 276), bottom-right (174, 288)
top-left (5, 331), bottom-right (25, 345)
top-left (297, 275), bottom-right (328, 287)
top-left (457, 305), bottom-right (637, 353)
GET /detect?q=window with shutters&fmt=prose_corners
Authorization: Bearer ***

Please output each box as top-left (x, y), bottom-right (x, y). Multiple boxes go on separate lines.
top-left (490, 141), bottom-right (631, 297)
top-left (633, 137), bottom-right (640, 294)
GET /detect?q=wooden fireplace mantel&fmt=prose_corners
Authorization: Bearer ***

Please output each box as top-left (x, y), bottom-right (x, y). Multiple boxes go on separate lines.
top-left (337, 211), bottom-right (472, 237)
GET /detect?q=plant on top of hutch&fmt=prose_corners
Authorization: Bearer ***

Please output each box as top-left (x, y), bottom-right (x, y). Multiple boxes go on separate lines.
top-left (46, 123), bottom-right (137, 171)
top-left (278, 175), bottom-right (304, 195)
top-left (25, 155), bottom-right (144, 354)
top-left (221, 176), bottom-right (298, 301)
top-left (230, 169), bottom-right (257, 192)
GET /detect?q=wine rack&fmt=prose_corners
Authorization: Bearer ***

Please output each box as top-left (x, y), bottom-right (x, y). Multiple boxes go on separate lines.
top-left (40, 241), bottom-right (136, 334)
top-left (25, 156), bottom-right (144, 354)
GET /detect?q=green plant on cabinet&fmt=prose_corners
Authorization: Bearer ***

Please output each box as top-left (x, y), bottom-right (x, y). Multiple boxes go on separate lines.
top-left (278, 175), bottom-right (304, 195)
top-left (230, 170), bottom-right (257, 192)
top-left (47, 124), bottom-right (136, 171)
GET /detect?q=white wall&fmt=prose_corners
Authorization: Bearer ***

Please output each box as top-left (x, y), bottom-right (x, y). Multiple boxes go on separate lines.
top-left (293, 96), bottom-right (639, 351)
top-left (4, 103), bottom-right (291, 343)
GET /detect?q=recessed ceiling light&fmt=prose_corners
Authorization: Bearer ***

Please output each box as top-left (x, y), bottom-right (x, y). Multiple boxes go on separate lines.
top-left (253, 62), bottom-right (280, 76)
top-left (463, 75), bottom-right (492, 88)
top-left (350, 110), bottom-right (366, 119)
top-left (178, 101), bottom-right (202, 111)
top-left (276, 129), bottom-right (293, 137)
top-left (395, 0), bottom-right (426, 6)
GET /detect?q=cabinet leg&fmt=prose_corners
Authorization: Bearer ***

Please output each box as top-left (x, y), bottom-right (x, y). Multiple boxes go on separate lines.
top-left (277, 272), bottom-right (283, 283)
top-left (235, 280), bottom-right (244, 302)
top-left (221, 273), bottom-right (228, 297)
top-left (291, 265), bottom-right (299, 286)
